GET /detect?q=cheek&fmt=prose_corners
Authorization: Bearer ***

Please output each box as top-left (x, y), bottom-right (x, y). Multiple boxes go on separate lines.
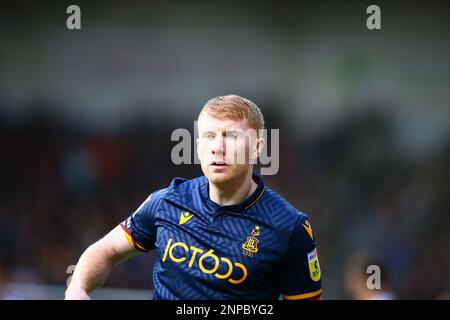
top-left (197, 142), bottom-right (210, 159)
top-left (227, 138), bottom-right (245, 150)
top-left (226, 140), bottom-right (248, 161)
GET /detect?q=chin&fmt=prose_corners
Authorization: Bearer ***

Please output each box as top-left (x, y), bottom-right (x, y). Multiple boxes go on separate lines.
top-left (205, 172), bottom-right (234, 185)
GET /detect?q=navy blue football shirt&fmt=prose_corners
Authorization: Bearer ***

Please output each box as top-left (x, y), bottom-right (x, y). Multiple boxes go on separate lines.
top-left (120, 173), bottom-right (322, 300)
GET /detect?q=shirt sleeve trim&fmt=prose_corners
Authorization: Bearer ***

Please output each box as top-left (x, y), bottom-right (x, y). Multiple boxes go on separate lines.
top-left (283, 288), bottom-right (322, 300)
top-left (120, 223), bottom-right (149, 252)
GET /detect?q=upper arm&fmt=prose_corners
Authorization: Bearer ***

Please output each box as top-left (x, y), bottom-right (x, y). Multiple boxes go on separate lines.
top-left (100, 224), bottom-right (144, 265)
top-left (277, 215), bottom-right (323, 300)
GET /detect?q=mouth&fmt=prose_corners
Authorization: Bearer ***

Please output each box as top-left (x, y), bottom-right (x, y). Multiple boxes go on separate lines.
top-left (209, 161), bottom-right (228, 168)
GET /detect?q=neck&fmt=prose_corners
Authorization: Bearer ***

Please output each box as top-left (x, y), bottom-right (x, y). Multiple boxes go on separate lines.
top-left (209, 173), bottom-right (257, 206)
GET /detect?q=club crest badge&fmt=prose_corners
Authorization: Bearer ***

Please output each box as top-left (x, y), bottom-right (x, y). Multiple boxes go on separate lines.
top-left (242, 225), bottom-right (261, 257)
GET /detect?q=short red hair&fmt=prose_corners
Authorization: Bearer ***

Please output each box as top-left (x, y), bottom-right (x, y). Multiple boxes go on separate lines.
top-left (199, 95), bottom-right (265, 132)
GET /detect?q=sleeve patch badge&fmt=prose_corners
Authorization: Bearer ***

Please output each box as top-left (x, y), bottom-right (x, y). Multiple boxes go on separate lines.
top-left (307, 248), bottom-right (321, 282)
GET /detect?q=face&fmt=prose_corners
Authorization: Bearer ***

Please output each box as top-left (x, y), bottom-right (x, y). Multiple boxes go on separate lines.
top-left (197, 112), bottom-right (264, 185)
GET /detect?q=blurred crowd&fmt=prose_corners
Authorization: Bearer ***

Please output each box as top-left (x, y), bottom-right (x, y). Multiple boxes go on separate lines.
top-left (0, 101), bottom-right (449, 299)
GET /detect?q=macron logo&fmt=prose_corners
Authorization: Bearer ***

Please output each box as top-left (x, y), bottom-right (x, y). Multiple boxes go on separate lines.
top-left (179, 211), bottom-right (193, 225)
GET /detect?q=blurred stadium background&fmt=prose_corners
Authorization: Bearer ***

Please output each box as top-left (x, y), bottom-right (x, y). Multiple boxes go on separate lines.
top-left (0, 0), bottom-right (449, 299)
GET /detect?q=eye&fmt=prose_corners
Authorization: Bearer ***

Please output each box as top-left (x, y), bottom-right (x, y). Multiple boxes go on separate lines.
top-left (204, 133), bottom-right (215, 140)
top-left (226, 132), bottom-right (238, 139)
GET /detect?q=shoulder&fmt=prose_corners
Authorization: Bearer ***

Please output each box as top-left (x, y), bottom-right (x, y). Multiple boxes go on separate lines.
top-left (261, 187), bottom-right (310, 225)
top-left (131, 176), bottom-right (206, 216)
top-left (167, 176), bottom-right (207, 192)
top-left (148, 176), bottom-right (206, 199)
top-left (262, 190), bottom-right (319, 264)
top-left (257, 187), bottom-right (316, 245)
top-left (149, 176), bottom-right (207, 207)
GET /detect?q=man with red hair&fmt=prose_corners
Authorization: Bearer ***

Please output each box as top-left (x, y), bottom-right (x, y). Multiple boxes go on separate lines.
top-left (66, 95), bottom-right (322, 300)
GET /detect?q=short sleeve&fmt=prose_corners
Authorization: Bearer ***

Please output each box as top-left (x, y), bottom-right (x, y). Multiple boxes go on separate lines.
top-left (120, 189), bottom-right (165, 252)
top-left (277, 214), bottom-right (322, 300)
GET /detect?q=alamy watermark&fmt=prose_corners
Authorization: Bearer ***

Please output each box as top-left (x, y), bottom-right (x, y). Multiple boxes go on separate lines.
top-left (366, 5), bottom-right (381, 30)
top-left (366, 264), bottom-right (381, 290)
top-left (66, 5), bottom-right (81, 30)
top-left (66, 5), bottom-right (380, 31)
top-left (170, 122), bottom-right (279, 175)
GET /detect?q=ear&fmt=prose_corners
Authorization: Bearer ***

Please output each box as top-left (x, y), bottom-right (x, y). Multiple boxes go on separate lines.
top-left (256, 136), bottom-right (265, 157)
top-left (250, 136), bottom-right (265, 163)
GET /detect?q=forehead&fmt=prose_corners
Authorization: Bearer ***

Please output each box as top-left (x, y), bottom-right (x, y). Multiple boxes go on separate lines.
top-left (198, 113), bottom-right (250, 132)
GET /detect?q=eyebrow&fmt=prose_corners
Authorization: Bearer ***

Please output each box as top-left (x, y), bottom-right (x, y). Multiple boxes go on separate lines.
top-left (201, 129), bottom-right (241, 137)
top-left (201, 130), bottom-right (216, 136)
top-left (225, 129), bottom-right (240, 135)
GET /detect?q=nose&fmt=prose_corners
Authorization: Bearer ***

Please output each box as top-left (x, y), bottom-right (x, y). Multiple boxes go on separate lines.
top-left (211, 134), bottom-right (225, 156)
